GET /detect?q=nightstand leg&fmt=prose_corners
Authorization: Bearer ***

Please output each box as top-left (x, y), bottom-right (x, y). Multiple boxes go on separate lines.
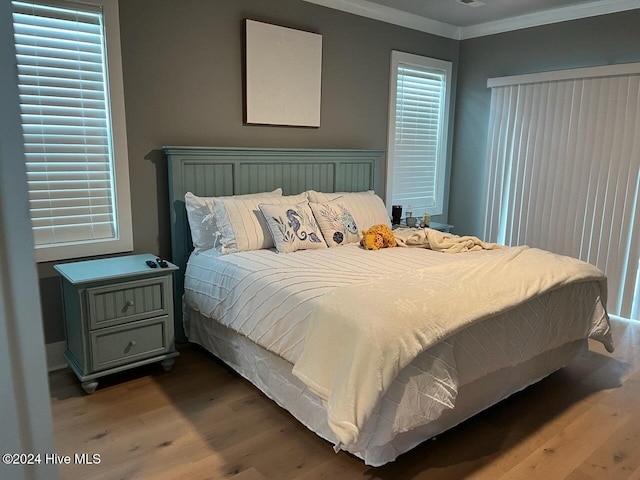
top-left (81, 380), bottom-right (98, 395)
top-left (160, 358), bottom-right (175, 372)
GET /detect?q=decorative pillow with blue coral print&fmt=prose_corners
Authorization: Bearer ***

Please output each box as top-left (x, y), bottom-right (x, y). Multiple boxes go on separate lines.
top-left (309, 200), bottom-right (360, 247)
top-left (259, 202), bottom-right (327, 253)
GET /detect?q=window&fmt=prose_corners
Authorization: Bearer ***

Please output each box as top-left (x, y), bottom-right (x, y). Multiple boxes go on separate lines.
top-left (483, 63), bottom-right (640, 320)
top-left (386, 51), bottom-right (452, 217)
top-left (11, 0), bottom-right (132, 262)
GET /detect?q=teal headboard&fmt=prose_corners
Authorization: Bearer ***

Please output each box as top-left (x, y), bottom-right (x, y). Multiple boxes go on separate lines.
top-left (163, 146), bottom-right (385, 342)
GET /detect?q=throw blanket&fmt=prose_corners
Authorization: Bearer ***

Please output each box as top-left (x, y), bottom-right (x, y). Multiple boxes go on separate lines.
top-left (292, 246), bottom-right (612, 447)
top-left (394, 227), bottom-right (504, 252)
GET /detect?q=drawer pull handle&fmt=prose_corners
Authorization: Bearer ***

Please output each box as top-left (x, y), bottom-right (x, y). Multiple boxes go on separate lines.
top-left (124, 339), bottom-right (137, 354)
top-left (122, 300), bottom-right (135, 313)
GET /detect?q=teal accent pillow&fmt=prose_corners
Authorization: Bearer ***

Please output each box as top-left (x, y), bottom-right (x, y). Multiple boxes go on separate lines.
top-left (259, 202), bottom-right (327, 253)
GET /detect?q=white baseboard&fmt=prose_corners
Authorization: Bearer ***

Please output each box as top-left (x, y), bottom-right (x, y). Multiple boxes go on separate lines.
top-left (46, 341), bottom-right (67, 372)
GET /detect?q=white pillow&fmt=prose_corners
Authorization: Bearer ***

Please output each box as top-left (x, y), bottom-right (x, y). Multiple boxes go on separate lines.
top-left (259, 202), bottom-right (327, 254)
top-left (215, 192), bottom-right (308, 254)
top-left (311, 191), bottom-right (390, 233)
top-left (309, 200), bottom-right (360, 247)
top-left (307, 189), bottom-right (375, 203)
top-left (184, 189), bottom-right (282, 253)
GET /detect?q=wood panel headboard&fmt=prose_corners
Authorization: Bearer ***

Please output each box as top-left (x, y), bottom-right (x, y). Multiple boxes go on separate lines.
top-left (163, 146), bottom-right (385, 341)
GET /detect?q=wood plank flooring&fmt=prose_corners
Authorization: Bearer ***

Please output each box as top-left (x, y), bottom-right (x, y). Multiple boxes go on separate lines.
top-left (49, 318), bottom-right (640, 479)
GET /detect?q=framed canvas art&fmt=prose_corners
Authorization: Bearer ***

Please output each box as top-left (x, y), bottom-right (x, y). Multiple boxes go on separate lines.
top-left (244, 20), bottom-right (322, 127)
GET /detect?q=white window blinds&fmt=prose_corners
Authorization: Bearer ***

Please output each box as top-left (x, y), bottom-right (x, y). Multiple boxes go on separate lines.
top-left (12, 1), bottom-right (117, 248)
top-left (387, 51), bottom-right (451, 216)
top-left (483, 64), bottom-right (640, 319)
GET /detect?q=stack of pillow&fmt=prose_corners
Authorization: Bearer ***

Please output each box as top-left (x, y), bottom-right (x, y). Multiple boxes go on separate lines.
top-left (185, 189), bottom-right (391, 254)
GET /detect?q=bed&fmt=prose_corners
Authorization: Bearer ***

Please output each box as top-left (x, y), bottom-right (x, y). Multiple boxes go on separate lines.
top-left (164, 146), bottom-right (613, 466)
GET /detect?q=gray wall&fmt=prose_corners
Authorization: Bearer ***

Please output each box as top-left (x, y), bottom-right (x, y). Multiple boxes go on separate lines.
top-left (39, 0), bottom-right (458, 344)
top-left (450, 10), bottom-right (640, 238)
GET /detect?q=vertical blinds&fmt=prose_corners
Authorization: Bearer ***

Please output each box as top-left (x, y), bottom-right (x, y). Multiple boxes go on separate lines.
top-left (12, 0), bottom-right (117, 247)
top-left (483, 70), bottom-right (640, 318)
top-left (391, 64), bottom-right (446, 213)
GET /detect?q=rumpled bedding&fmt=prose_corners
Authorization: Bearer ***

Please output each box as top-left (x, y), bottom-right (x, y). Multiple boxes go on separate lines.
top-left (394, 227), bottom-right (504, 252)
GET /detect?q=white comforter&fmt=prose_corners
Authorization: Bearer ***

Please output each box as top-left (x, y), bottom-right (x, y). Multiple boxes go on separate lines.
top-left (184, 245), bottom-right (612, 451)
top-left (291, 246), bottom-right (612, 446)
top-left (184, 245), bottom-right (468, 364)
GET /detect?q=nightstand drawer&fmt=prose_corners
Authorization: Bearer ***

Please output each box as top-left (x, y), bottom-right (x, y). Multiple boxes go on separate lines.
top-left (87, 277), bottom-right (170, 329)
top-left (90, 317), bottom-right (170, 371)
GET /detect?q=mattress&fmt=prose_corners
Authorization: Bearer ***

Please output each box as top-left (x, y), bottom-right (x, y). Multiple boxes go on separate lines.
top-left (183, 246), bottom-right (611, 460)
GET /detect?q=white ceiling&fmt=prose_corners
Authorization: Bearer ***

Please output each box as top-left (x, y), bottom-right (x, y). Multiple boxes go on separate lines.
top-left (368, 0), bottom-right (592, 27)
top-left (302, 0), bottom-right (640, 39)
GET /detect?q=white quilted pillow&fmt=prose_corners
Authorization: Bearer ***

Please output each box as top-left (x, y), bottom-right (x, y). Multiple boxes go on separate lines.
top-left (184, 189), bottom-right (282, 253)
top-left (214, 192), bottom-right (309, 254)
top-left (306, 189), bottom-right (375, 203)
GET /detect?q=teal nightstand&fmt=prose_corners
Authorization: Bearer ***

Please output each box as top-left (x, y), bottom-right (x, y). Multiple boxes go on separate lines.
top-left (428, 222), bottom-right (454, 233)
top-left (55, 254), bottom-right (180, 394)
top-left (392, 221), bottom-right (454, 233)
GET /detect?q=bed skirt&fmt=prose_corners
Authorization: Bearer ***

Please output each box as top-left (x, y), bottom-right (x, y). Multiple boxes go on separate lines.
top-left (184, 307), bottom-right (586, 466)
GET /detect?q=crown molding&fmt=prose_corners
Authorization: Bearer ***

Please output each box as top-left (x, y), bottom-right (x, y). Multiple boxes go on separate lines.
top-left (301, 0), bottom-right (640, 41)
top-left (300, 0), bottom-right (460, 39)
top-left (460, 0), bottom-right (640, 39)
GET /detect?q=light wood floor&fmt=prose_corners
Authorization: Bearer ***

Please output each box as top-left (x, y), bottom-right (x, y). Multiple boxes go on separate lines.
top-left (49, 318), bottom-right (640, 480)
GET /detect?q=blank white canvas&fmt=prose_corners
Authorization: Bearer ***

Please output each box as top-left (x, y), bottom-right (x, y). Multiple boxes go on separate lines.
top-left (245, 20), bottom-right (322, 127)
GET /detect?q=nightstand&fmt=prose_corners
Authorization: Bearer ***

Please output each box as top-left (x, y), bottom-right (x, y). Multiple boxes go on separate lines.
top-left (55, 254), bottom-right (180, 394)
top-left (392, 221), bottom-right (454, 233)
top-left (429, 222), bottom-right (454, 233)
